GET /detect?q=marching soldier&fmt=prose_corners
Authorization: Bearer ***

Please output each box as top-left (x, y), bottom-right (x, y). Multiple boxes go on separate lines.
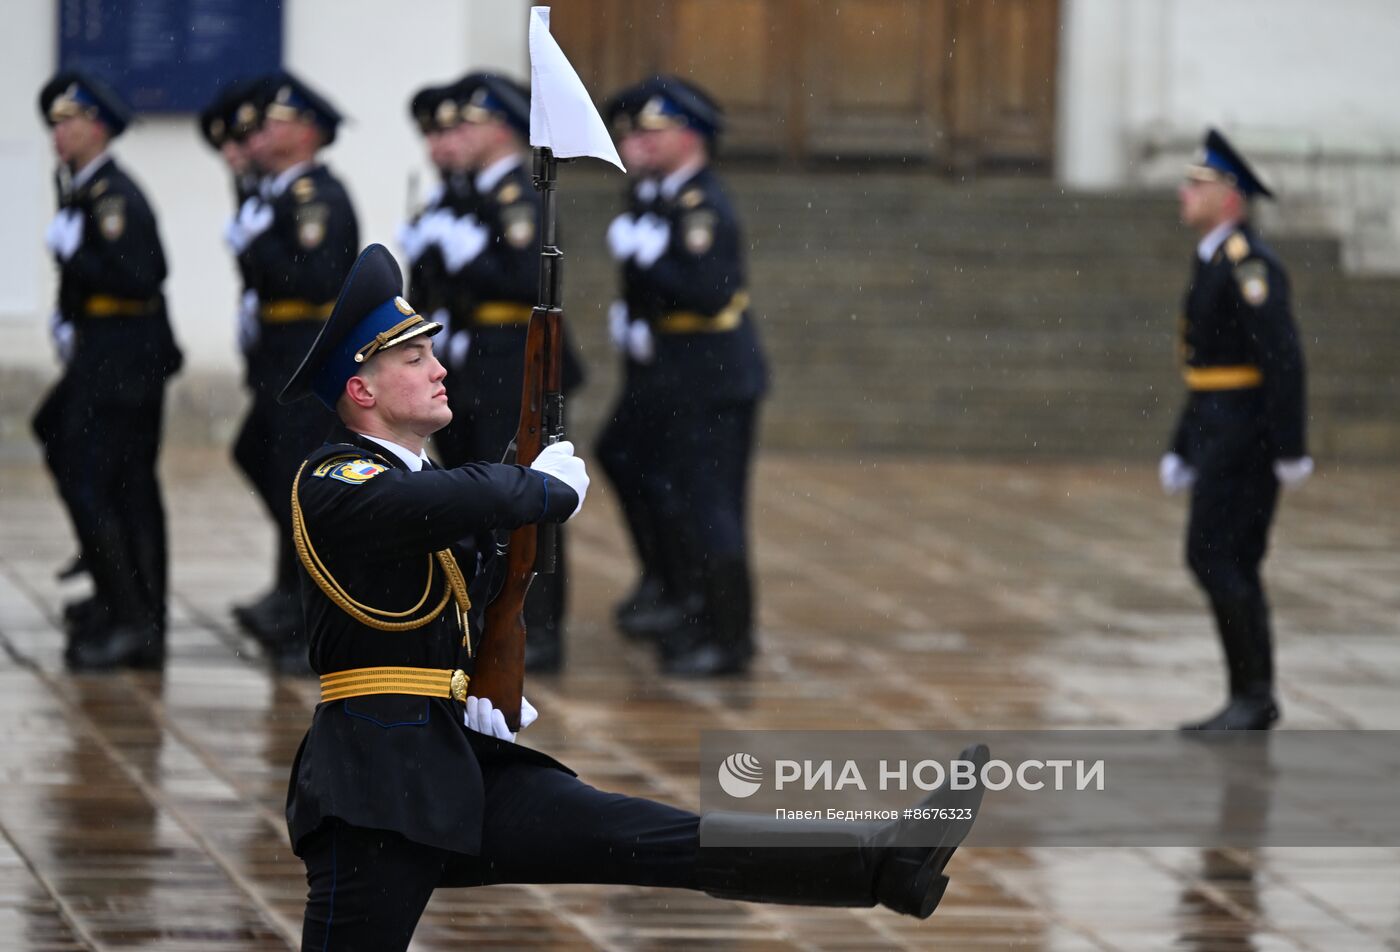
top-left (226, 71), bottom-right (359, 673)
top-left (603, 76), bottom-right (769, 677)
top-left (417, 73), bottom-right (583, 672)
top-left (1161, 129), bottom-right (1311, 731)
top-left (34, 71), bottom-right (183, 670)
top-left (280, 243), bottom-right (985, 949)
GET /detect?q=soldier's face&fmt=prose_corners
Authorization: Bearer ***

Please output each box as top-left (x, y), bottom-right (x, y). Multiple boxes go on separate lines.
top-left (618, 133), bottom-right (651, 174)
top-left (426, 129), bottom-right (455, 170)
top-left (51, 115), bottom-right (104, 167)
top-left (637, 126), bottom-right (703, 174)
top-left (362, 339), bottom-right (453, 436)
top-left (220, 140), bottom-right (252, 176)
top-left (1178, 178), bottom-right (1236, 231)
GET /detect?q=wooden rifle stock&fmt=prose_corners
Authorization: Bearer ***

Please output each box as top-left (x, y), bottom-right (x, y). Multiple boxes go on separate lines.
top-left (470, 149), bottom-right (566, 732)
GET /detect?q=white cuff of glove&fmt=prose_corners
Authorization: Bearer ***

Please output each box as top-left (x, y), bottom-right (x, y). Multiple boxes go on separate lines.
top-left (447, 329), bottom-right (472, 367)
top-left (1273, 456), bottom-right (1314, 489)
top-left (606, 213), bottom-right (639, 261)
top-left (529, 440), bottom-right (589, 519)
top-left (607, 300), bottom-right (630, 352)
top-left (441, 216), bottom-right (489, 273)
top-left (1159, 452), bottom-right (1196, 495)
top-left (47, 209), bottom-right (83, 260)
top-left (236, 289), bottom-right (260, 353)
top-left (396, 219), bottom-right (427, 263)
top-left (626, 319), bottom-right (655, 363)
top-left (632, 214), bottom-right (670, 269)
top-left (48, 310), bottom-right (74, 364)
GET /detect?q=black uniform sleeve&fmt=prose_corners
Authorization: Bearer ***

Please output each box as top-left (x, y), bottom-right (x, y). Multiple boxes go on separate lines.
top-left (241, 175), bottom-right (359, 302)
top-left (297, 460), bottom-right (578, 559)
top-left (1238, 255), bottom-right (1307, 458)
top-left (62, 181), bottom-right (167, 299)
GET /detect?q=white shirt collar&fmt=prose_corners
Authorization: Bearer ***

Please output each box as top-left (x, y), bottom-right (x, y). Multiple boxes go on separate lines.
top-left (1197, 221), bottom-right (1237, 262)
top-left (72, 152), bottom-right (111, 189)
top-left (660, 158), bottom-right (706, 200)
top-left (358, 434), bottom-right (429, 472)
top-left (476, 153), bottom-right (522, 194)
top-left (265, 160), bottom-right (315, 198)
top-left (635, 178), bottom-right (659, 202)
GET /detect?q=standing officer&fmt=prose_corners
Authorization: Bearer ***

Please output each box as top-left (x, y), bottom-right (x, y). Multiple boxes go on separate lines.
top-left (596, 82), bottom-right (683, 642)
top-left (1161, 128), bottom-right (1311, 731)
top-left (607, 76), bottom-right (769, 677)
top-left (226, 71), bottom-right (358, 673)
top-left (424, 73), bottom-right (583, 672)
top-left (34, 71), bottom-right (183, 670)
top-left (280, 244), bottom-right (984, 949)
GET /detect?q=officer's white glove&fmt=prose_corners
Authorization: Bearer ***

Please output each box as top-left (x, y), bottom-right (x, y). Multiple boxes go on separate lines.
top-left (632, 213), bottom-right (670, 269)
top-left (447, 329), bottom-right (472, 367)
top-left (1273, 456), bottom-right (1314, 490)
top-left (607, 300), bottom-right (630, 352)
top-left (464, 695), bottom-right (536, 742)
top-left (428, 308), bottom-right (451, 356)
top-left (1159, 452), bottom-right (1196, 495)
top-left (417, 208), bottom-right (455, 247)
top-left (236, 289), bottom-right (260, 353)
top-left (441, 215), bottom-right (489, 273)
top-left (46, 209), bottom-right (84, 261)
top-left (529, 440), bottom-right (589, 518)
top-left (226, 197), bottom-right (274, 253)
top-left (396, 218), bottom-right (429, 263)
top-left (626, 319), bottom-right (655, 363)
top-left (606, 213), bottom-right (639, 261)
top-left (48, 311), bottom-right (74, 364)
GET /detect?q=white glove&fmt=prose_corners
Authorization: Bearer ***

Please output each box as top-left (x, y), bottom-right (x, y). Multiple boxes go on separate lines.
top-left (447, 329), bottom-right (472, 367)
top-left (46, 209), bottom-right (83, 261)
top-left (464, 695), bottom-right (529, 742)
top-left (236, 289), bottom-right (260, 353)
top-left (607, 300), bottom-right (630, 352)
top-left (529, 439), bottom-right (589, 518)
top-left (1273, 456), bottom-right (1314, 490)
top-left (606, 213), bottom-right (639, 261)
top-left (225, 197), bottom-right (274, 253)
top-left (417, 208), bottom-right (455, 248)
top-left (626, 319), bottom-right (655, 363)
top-left (48, 310), bottom-right (74, 364)
top-left (428, 308), bottom-right (451, 356)
top-left (1159, 452), bottom-right (1196, 495)
top-left (441, 215), bottom-right (489, 273)
top-left (632, 213), bottom-right (670, 269)
top-left (396, 218), bottom-right (429, 263)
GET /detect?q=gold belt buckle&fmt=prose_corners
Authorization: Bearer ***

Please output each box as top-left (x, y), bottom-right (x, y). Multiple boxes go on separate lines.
top-left (450, 669), bottom-right (470, 702)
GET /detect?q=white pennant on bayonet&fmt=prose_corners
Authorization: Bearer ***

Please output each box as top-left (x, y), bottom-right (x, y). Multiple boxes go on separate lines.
top-left (528, 6), bottom-right (626, 171)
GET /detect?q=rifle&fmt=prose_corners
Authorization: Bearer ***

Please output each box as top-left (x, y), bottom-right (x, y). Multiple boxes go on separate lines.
top-left (468, 147), bottom-right (565, 731)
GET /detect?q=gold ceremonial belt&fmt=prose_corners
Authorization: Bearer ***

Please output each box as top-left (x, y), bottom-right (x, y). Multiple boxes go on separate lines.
top-left (1184, 365), bottom-right (1263, 391)
top-left (83, 295), bottom-right (157, 318)
top-left (320, 666), bottom-right (470, 703)
top-left (656, 292), bottom-right (749, 334)
top-left (472, 301), bottom-right (534, 326)
top-left (261, 299), bottom-right (335, 323)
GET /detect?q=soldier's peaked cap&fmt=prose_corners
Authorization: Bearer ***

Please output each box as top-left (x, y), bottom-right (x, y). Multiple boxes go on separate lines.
top-left (634, 75), bottom-right (724, 141)
top-left (39, 70), bottom-right (131, 137)
top-left (1186, 128), bottom-right (1274, 200)
top-left (256, 70), bottom-right (344, 144)
top-left (280, 244), bottom-right (443, 410)
top-left (454, 73), bottom-right (531, 138)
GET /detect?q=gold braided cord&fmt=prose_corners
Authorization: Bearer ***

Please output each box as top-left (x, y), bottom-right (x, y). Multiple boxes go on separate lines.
top-left (290, 460), bottom-right (471, 632)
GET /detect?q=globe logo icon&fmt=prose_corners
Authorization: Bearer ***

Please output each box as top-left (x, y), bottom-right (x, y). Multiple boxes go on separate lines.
top-left (718, 752), bottom-right (764, 798)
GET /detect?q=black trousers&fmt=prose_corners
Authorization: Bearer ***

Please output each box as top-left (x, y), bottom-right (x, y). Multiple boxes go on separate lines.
top-left (299, 763), bottom-right (699, 951)
top-left (34, 372), bottom-right (168, 628)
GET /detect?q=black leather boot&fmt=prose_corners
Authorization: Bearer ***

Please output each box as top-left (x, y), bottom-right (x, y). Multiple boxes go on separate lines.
top-left (66, 621), bottom-right (165, 671)
top-left (695, 744), bottom-right (989, 918)
top-left (662, 559), bottom-right (754, 678)
top-left (1181, 594), bottom-right (1279, 731)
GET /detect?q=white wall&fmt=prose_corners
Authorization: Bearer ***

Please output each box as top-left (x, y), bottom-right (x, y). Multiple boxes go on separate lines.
top-left (0, 0), bottom-right (532, 375)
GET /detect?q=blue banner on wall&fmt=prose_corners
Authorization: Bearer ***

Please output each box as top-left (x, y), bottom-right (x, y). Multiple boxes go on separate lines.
top-left (58, 0), bottom-right (282, 113)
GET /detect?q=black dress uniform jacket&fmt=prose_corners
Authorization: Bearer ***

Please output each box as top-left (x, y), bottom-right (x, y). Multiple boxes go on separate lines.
top-left (625, 165), bottom-right (767, 405)
top-left (406, 174), bottom-right (474, 326)
top-left (285, 427), bottom-right (578, 856)
top-left (57, 157), bottom-right (182, 387)
top-left (1171, 225), bottom-right (1307, 463)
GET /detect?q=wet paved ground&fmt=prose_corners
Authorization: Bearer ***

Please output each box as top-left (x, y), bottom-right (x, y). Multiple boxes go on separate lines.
top-left (2, 449), bottom-right (1399, 951)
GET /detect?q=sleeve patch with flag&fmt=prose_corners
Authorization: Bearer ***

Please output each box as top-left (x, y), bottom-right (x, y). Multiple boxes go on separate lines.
top-left (314, 458), bottom-right (389, 484)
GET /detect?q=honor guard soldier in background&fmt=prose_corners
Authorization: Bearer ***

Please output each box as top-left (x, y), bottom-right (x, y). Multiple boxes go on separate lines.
top-left (1161, 128), bottom-right (1311, 731)
top-left (225, 71), bottom-right (359, 673)
top-left (597, 81), bottom-right (681, 643)
top-left (199, 78), bottom-right (265, 358)
top-left (280, 244), bottom-right (985, 950)
top-left (34, 71), bottom-right (184, 670)
top-left (414, 73), bottom-right (583, 672)
top-left (602, 76), bottom-right (769, 677)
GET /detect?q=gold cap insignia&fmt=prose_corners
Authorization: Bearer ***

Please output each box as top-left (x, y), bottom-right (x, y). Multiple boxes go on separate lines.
top-left (394, 296), bottom-right (415, 315)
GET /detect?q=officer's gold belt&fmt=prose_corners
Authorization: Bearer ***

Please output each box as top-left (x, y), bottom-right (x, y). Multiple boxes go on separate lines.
top-left (83, 294), bottom-right (157, 318)
top-left (261, 299), bottom-right (335, 323)
top-left (1184, 365), bottom-right (1263, 390)
top-left (472, 301), bottom-right (534, 326)
top-left (656, 291), bottom-right (749, 334)
top-left (320, 666), bottom-right (470, 703)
